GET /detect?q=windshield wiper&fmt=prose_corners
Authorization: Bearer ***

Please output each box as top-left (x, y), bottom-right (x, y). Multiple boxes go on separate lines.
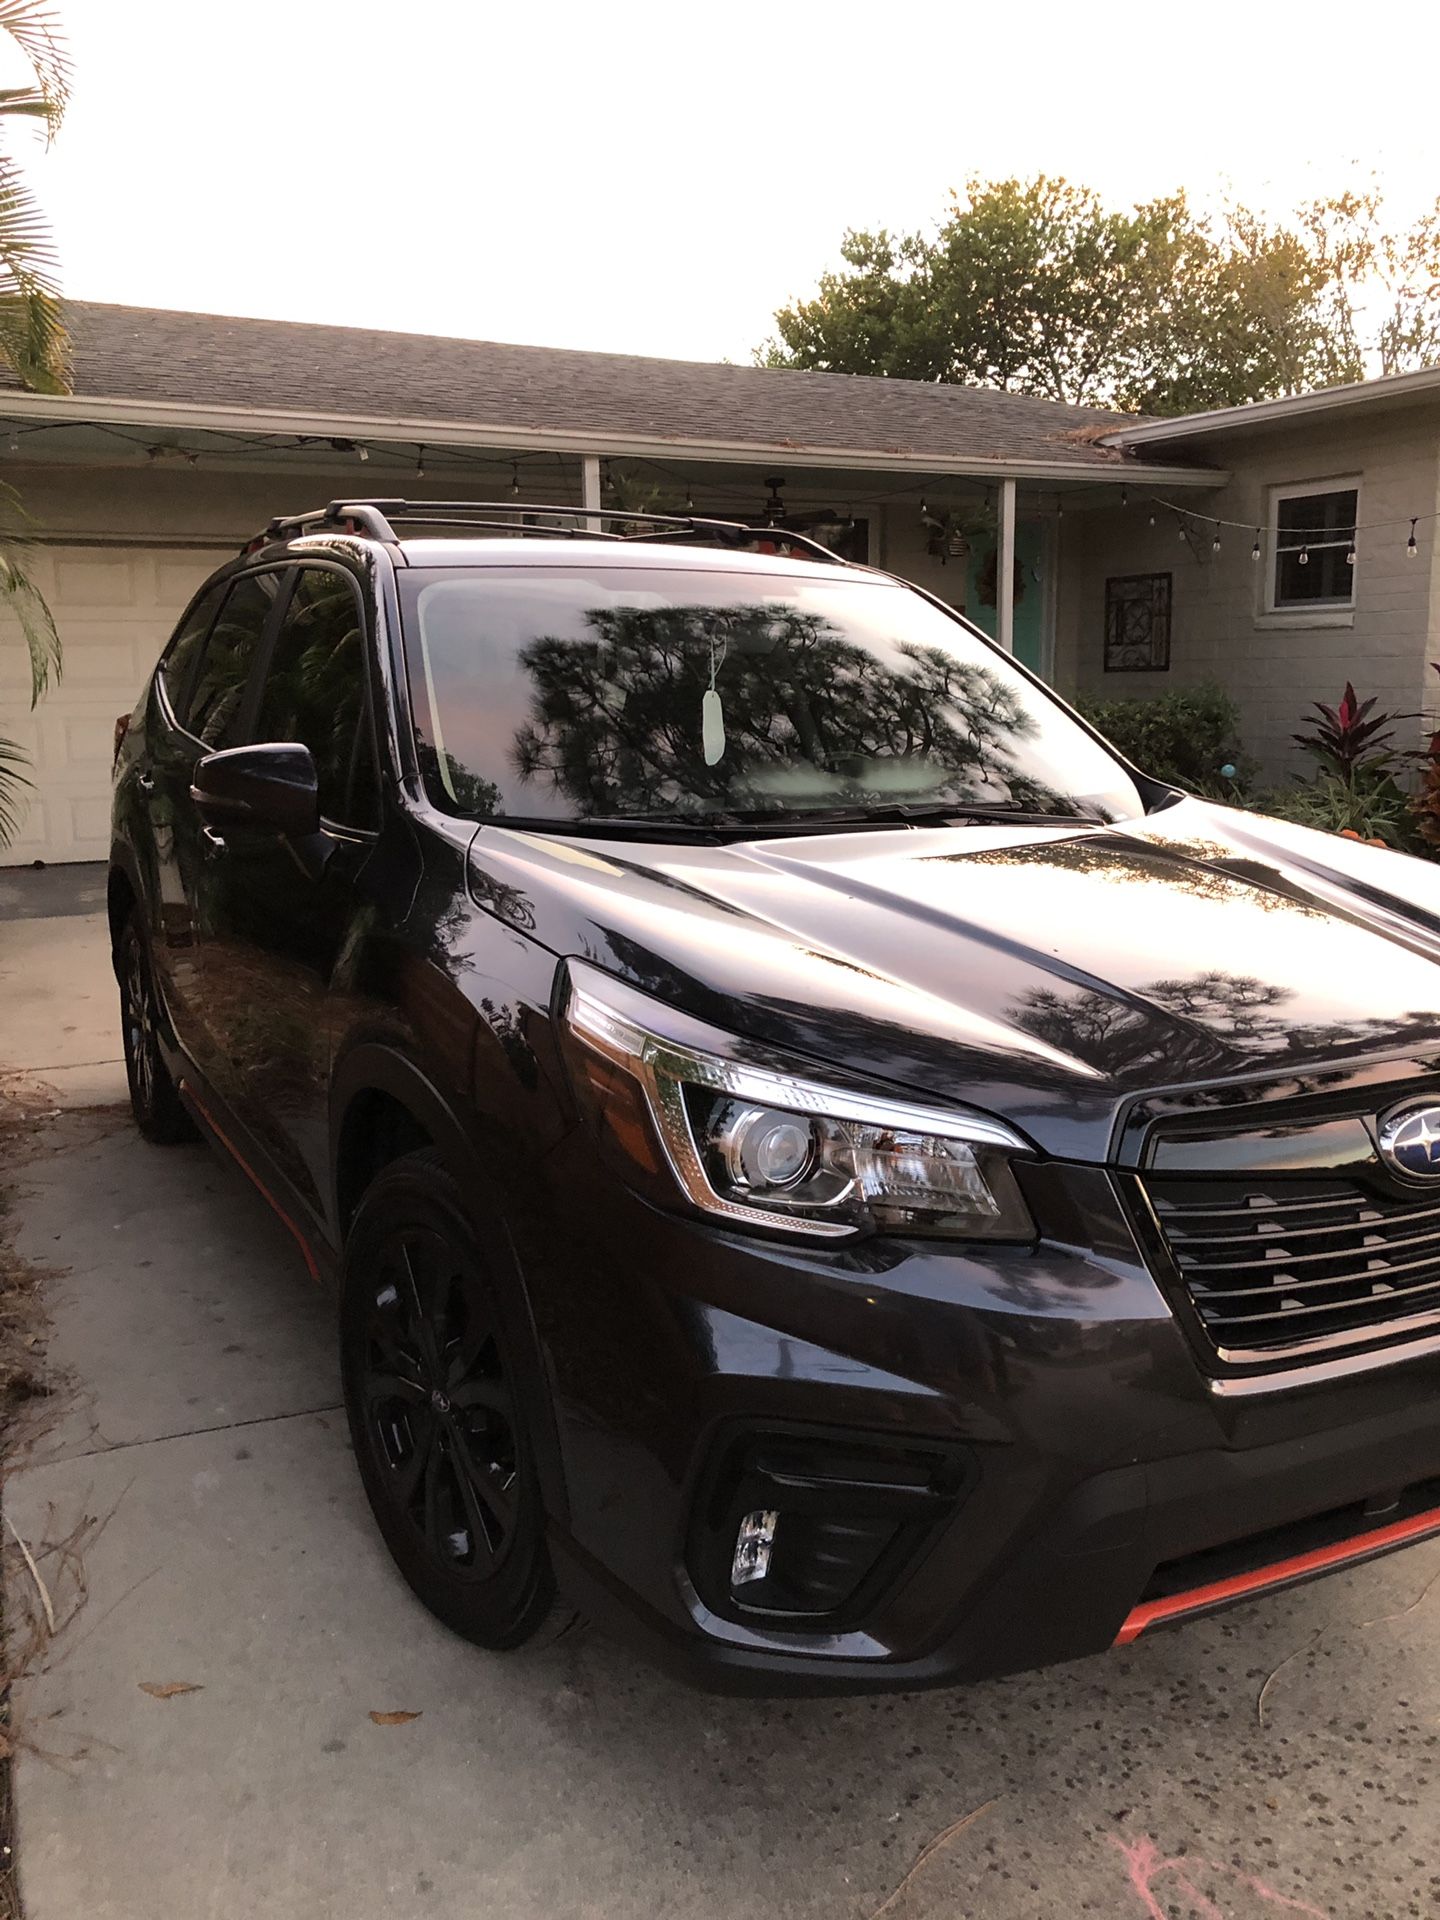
top-left (680, 802), bottom-right (1094, 829)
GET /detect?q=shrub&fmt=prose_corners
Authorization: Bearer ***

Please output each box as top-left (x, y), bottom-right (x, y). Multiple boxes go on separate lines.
top-left (1074, 682), bottom-right (1249, 798)
top-left (1259, 767), bottom-right (1422, 852)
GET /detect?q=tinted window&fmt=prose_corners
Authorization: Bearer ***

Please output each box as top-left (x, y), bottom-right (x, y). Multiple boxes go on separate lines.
top-left (254, 566), bottom-right (375, 824)
top-left (159, 583), bottom-right (226, 727)
top-left (399, 566), bottom-right (1143, 825)
top-left (187, 571), bottom-right (284, 750)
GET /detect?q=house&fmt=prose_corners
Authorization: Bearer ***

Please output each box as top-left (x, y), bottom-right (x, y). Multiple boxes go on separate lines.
top-left (1, 300), bottom-right (1434, 864)
top-left (1068, 371), bottom-right (1440, 780)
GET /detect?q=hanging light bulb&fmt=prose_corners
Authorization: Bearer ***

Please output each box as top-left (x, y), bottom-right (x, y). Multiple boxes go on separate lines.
top-left (6, 429), bottom-right (17, 455)
top-left (1178, 519), bottom-right (1188, 542)
top-left (510, 460), bottom-right (521, 498)
top-left (415, 444), bottom-right (426, 480)
top-left (685, 487), bottom-right (695, 513)
top-left (1120, 486), bottom-right (1128, 509)
top-left (1251, 529), bottom-right (1262, 562)
top-left (1211, 523), bottom-right (1221, 554)
top-left (1409, 519), bottom-right (1419, 556)
top-left (918, 495), bottom-right (928, 521)
top-left (358, 444), bottom-right (369, 463)
top-left (1346, 540), bottom-right (1357, 566)
top-left (1298, 545), bottom-right (1309, 567)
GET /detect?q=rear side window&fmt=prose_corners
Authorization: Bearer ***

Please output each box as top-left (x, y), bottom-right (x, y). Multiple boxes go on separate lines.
top-left (253, 565), bottom-right (377, 825)
top-left (159, 583), bottom-right (226, 727)
top-left (186, 571), bottom-right (284, 750)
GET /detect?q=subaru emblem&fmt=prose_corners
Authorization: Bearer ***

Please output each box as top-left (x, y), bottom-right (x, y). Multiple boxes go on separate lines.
top-left (1377, 1101), bottom-right (1440, 1181)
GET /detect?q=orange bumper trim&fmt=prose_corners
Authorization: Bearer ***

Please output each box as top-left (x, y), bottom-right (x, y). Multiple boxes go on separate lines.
top-left (1116, 1500), bottom-right (1440, 1645)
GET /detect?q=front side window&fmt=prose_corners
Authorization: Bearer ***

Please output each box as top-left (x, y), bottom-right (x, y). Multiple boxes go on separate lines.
top-left (159, 583), bottom-right (227, 727)
top-left (254, 566), bottom-right (376, 824)
top-left (186, 571), bottom-right (285, 750)
top-left (1271, 484), bottom-right (1358, 610)
top-left (399, 565), bottom-right (1143, 827)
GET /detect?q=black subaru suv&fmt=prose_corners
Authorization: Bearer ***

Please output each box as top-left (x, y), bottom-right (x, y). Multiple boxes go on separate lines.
top-left (109, 498), bottom-right (1440, 1692)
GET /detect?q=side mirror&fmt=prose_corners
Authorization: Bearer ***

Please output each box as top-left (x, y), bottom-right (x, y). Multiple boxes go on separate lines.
top-left (191, 742), bottom-right (320, 838)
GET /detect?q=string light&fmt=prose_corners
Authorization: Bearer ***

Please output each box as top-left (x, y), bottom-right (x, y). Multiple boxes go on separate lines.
top-left (1211, 523), bottom-right (1221, 554)
top-left (918, 495), bottom-right (928, 519)
top-left (510, 460), bottom-right (521, 498)
top-left (415, 444), bottom-right (426, 480)
top-left (358, 444), bottom-right (369, 463)
top-left (1298, 545), bottom-right (1309, 567)
top-left (6, 430), bottom-right (16, 454)
top-left (685, 487), bottom-right (695, 512)
top-left (1120, 486), bottom-right (1128, 508)
top-left (1251, 530), bottom-right (1261, 562)
top-left (1346, 539), bottom-right (1357, 566)
top-left (1148, 510), bottom-right (1156, 527)
top-left (1409, 519), bottom-right (1419, 556)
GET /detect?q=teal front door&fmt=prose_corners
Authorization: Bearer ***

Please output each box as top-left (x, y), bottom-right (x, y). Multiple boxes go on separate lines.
top-left (964, 522), bottom-right (1046, 676)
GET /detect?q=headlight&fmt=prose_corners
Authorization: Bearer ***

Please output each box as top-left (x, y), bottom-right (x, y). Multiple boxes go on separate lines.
top-left (559, 960), bottom-right (1036, 1242)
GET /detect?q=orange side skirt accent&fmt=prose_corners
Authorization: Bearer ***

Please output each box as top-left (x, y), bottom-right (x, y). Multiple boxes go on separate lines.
top-left (180, 1078), bottom-right (322, 1284)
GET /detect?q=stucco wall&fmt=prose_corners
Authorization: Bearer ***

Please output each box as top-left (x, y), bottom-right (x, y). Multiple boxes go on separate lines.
top-left (1053, 403), bottom-right (1440, 782)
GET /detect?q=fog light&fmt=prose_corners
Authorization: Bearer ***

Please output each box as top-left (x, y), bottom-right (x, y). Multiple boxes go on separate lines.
top-left (731, 1509), bottom-right (779, 1586)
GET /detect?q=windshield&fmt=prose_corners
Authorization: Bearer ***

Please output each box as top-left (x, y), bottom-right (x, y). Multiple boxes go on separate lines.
top-left (398, 565), bottom-right (1144, 829)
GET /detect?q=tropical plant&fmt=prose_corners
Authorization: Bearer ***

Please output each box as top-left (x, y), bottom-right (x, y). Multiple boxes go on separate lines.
top-left (1262, 768), bottom-right (1421, 852)
top-left (1292, 681), bottom-right (1399, 785)
top-left (0, 2), bottom-right (71, 848)
top-left (1074, 682), bottom-right (1249, 798)
top-left (1409, 665), bottom-right (1440, 850)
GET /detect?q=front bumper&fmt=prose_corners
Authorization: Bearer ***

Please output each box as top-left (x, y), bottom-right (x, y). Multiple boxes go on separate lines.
top-left (531, 1142), bottom-right (1440, 1693)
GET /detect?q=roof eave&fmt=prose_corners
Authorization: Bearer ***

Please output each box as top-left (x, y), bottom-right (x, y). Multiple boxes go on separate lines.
top-left (1101, 364), bottom-right (1440, 448)
top-left (0, 390), bottom-right (1228, 487)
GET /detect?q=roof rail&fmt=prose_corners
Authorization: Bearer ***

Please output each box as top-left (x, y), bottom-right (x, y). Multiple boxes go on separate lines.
top-left (242, 500), bottom-right (853, 566)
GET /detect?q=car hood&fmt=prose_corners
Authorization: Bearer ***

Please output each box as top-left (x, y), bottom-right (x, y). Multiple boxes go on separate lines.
top-left (463, 799), bottom-right (1440, 1160)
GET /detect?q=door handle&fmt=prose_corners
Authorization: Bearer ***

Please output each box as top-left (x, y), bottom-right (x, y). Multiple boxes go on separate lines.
top-left (201, 825), bottom-right (228, 861)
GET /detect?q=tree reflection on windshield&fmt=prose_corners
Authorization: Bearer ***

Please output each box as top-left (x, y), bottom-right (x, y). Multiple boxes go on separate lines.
top-left (505, 601), bottom-right (1073, 818)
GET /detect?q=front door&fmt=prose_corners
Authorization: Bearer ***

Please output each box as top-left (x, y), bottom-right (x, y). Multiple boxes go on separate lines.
top-left (191, 560), bottom-right (382, 1222)
top-left (964, 520), bottom-right (1048, 676)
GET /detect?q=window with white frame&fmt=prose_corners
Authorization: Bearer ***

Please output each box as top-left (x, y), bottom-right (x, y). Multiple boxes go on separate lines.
top-left (1269, 482), bottom-right (1358, 611)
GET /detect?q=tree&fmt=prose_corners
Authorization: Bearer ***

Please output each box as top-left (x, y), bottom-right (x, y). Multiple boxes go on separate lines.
top-left (756, 175), bottom-right (1440, 415)
top-left (0, 2), bottom-right (71, 849)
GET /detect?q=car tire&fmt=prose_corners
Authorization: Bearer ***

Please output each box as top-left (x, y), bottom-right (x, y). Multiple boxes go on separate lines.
top-left (117, 914), bottom-right (198, 1145)
top-left (340, 1149), bottom-right (579, 1652)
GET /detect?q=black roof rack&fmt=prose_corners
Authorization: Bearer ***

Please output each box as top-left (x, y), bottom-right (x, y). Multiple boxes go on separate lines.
top-left (243, 500), bottom-right (854, 566)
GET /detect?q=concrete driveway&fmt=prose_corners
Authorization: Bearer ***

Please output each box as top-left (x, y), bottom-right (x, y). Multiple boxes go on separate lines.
top-left (3, 866), bottom-right (1439, 1920)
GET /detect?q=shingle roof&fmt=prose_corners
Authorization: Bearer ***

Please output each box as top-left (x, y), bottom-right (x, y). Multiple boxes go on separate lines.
top-left (11, 301), bottom-right (1182, 472)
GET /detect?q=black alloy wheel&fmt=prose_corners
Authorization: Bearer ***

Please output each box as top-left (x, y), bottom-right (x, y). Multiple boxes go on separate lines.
top-left (341, 1151), bottom-right (577, 1650)
top-left (117, 915), bottom-right (197, 1144)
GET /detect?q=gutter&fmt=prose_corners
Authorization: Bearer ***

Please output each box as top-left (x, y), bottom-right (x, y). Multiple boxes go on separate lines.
top-left (0, 390), bottom-right (1228, 489)
top-left (1101, 364), bottom-right (1440, 448)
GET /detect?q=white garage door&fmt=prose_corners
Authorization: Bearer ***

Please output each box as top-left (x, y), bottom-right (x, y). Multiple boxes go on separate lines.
top-left (1, 544), bottom-right (220, 865)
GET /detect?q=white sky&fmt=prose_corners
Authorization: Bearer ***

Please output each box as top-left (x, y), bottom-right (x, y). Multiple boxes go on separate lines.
top-left (17, 0), bottom-right (1440, 365)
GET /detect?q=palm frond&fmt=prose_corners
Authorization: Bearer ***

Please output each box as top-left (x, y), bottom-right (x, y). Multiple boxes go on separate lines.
top-left (0, 155), bottom-right (67, 390)
top-left (0, 731), bottom-right (32, 848)
top-left (0, 3), bottom-right (70, 139)
top-left (0, 482), bottom-right (58, 700)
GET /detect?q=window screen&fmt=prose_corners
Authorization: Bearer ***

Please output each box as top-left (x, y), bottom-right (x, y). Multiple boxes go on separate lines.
top-left (1273, 488), bottom-right (1357, 609)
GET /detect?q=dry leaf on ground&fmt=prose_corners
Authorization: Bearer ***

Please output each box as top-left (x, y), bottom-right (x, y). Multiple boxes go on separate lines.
top-left (138, 1681), bottom-right (202, 1700)
top-left (368, 1710), bottom-right (422, 1726)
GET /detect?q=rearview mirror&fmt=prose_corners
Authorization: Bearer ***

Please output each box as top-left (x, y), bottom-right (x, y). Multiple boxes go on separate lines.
top-left (191, 742), bottom-right (320, 838)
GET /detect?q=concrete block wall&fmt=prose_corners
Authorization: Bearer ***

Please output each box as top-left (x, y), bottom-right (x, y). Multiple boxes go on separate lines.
top-left (1052, 402), bottom-right (1440, 783)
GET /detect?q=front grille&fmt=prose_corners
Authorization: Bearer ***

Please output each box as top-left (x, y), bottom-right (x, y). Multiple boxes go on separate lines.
top-left (1140, 1174), bottom-right (1440, 1361)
